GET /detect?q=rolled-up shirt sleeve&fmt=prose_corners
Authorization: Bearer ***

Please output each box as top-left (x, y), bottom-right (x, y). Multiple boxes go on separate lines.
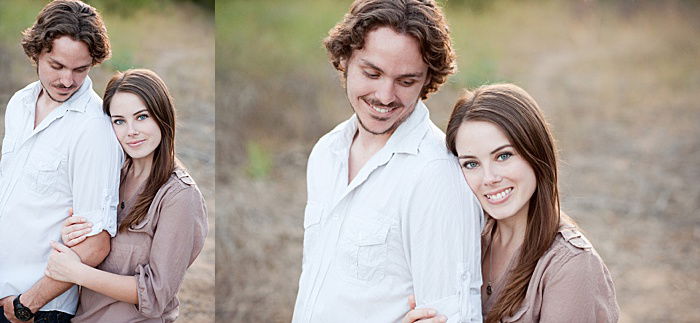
top-left (404, 158), bottom-right (483, 323)
top-left (539, 251), bottom-right (620, 323)
top-left (134, 186), bottom-right (208, 318)
top-left (68, 116), bottom-right (123, 237)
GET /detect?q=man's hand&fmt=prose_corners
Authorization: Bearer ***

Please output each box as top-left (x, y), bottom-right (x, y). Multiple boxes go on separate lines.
top-left (1, 295), bottom-right (33, 323)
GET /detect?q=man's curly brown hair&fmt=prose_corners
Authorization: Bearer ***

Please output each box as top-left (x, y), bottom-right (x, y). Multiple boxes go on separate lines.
top-left (21, 0), bottom-right (110, 65)
top-left (324, 0), bottom-right (456, 100)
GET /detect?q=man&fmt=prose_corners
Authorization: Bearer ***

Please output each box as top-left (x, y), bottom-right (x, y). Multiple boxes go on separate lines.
top-left (293, 0), bottom-right (483, 322)
top-left (0, 1), bottom-right (123, 322)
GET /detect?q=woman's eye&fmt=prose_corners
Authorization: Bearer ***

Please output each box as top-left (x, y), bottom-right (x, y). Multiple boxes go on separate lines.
top-left (113, 119), bottom-right (124, 125)
top-left (463, 161), bottom-right (479, 169)
top-left (497, 152), bottom-right (513, 161)
top-left (137, 114), bottom-right (148, 121)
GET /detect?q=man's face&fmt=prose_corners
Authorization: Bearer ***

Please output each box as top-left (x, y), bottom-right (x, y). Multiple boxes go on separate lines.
top-left (36, 36), bottom-right (92, 103)
top-left (344, 27), bottom-right (428, 137)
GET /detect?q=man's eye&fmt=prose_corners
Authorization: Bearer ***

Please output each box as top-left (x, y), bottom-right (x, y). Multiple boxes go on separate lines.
top-left (400, 80), bottom-right (416, 87)
top-left (363, 72), bottom-right (379, 79)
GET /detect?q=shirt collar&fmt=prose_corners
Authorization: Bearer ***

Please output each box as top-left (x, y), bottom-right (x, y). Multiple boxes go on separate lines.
top-left (23, 76), bottom-right (94, 113)
top-left (330, 100), bottom-right (430, 158)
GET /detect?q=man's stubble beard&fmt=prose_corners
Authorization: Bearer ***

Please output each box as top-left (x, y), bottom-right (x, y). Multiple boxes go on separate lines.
top-left (37, 67), bottom-right (78, 104)
top-left (354, 103), bottom-right (415, 136)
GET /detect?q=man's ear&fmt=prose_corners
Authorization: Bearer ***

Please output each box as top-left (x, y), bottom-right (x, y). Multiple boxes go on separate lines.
top-left (339, 57), bottom-right (348, 73)
top-left (422, 71), bottom-right (431, 88)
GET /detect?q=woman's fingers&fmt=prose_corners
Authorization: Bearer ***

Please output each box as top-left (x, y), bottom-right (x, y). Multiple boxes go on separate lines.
top-left (402, 308), bottom-right (438, 323)
top-left (61, 218), bottom-right (92, 246)
top-left (50, 240), bottom-right (71, 252)
top-left (63, 215), bottom-right (88, 226)
top-left (63, 233), bottom-right (90, 247)
top-left (408, 294), bottom-right (416, 309)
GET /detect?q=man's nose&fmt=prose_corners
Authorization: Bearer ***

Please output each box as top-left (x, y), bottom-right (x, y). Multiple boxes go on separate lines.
top-left (375, 80), bottom-right (396, 105)
top-left (58, 70), bottom-right (73, 88)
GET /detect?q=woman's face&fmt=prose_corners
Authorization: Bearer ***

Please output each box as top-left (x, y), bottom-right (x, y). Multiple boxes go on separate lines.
top-left (109, 92), bottom-right (162, 161)
top-left (455, 120), bottom-right (536, 221)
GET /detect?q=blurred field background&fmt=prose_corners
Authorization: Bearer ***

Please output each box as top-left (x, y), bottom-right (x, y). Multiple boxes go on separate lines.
top-left (218, 0), bottom-right (700, 322)
top-left (0, 0), bottom-right (214, 321)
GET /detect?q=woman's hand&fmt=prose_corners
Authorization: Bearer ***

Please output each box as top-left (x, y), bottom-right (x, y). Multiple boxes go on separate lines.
top-left (45, 241), bottom-right (85, 284)
top-left (402, 295), bottom-right (447, 323)
top-left (61, 208), bottom-right (93, 247)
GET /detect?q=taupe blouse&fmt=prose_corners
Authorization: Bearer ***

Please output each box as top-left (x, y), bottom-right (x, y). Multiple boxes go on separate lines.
top-left (72, 168), bottom-right (208, 322)
top-left (481, 219), bottom-right (619, 322)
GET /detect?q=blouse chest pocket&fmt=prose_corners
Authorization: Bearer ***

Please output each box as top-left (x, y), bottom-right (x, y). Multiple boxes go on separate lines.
top-left (100, 235), bottom-right (149, 275)
top-left (26, 148), bottom-right (64, 195)
top-left (302, 202), bottom-right (323, 267)
top-left (339, 210), bottom-right (391, 284)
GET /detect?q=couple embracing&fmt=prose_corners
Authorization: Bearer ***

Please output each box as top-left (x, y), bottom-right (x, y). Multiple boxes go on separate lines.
top-left (0, 1), bottom-right (207, 322)
top-left (293, 0), bottom-right (620, 322)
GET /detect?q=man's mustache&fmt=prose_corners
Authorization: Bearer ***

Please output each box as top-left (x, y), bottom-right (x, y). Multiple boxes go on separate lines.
top-left (52, 84), bottom-right (76, 90)
top-left (363, 97), bottom-right (402, 109)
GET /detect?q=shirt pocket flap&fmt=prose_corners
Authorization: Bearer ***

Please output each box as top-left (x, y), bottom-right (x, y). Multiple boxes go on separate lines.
top-left (346, 211), bottom-right (391, 246)
top-left (35, 157), bottom-right (61, 171)
top-left (30, 148), bottom-right (62, 170)
top-left (303, 202), bottom-right (323, 229)
top-left (1, 137), bottom-right (14, 154)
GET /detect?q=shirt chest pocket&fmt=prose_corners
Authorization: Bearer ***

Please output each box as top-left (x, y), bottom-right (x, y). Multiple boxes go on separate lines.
top-left (26, 149), bottom-right (64, 195)
top-left (0, 137), bottom-right (15, 178)
top-left (339, 210), bottom-right (391, 284)
top-left (302, 202), bottom-right (323, 268)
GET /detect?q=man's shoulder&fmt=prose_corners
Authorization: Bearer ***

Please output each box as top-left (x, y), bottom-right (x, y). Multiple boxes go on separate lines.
top-left (410, 121), bottom-right (455, 164)
top-left (7, 81), bottom-right (39, 106)
top-left (309, 118), bottom-right (353, 158)
top-left (79, 88), bottom-right (106, 116)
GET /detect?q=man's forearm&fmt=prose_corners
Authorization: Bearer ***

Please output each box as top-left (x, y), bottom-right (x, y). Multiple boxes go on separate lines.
top-left (20, 230), bottom-right (111, 312)
top-left (71, 230), bottom-right (111, 267)
top-left (19, 276), bottom-right (72, 313)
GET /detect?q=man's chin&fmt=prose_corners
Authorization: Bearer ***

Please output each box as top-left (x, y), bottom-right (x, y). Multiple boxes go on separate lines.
top-left (357, 118), bottom-right (395, 136)
top-left (46, 90), bottom-right (75, 103)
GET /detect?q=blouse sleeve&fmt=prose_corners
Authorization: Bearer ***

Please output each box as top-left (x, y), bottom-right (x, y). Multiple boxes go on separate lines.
top-left (539, 250), bottom-right (620, 323)
top-left (133, 185), bottom-right (209, 318)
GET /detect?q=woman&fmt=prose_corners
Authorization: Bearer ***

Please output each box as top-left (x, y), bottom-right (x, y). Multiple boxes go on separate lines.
top-left (44, 69), bottom-right (208, 322)
top-left (404, 84), bottom-right (618, 322)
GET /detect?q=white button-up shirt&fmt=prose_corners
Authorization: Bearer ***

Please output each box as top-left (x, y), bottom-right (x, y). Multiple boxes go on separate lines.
top-left (0, 77), bottom-right (123, 314)
top-left (293, 101), bottom-right (483, 323)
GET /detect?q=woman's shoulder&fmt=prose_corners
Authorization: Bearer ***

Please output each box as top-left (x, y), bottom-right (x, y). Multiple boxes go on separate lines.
top-left (540, 221), bottom-right (610, 280)
top-left (155, 167), bottom-right (205, 207)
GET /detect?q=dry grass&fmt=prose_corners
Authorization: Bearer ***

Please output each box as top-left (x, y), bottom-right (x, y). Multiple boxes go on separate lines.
top-left (217, 1), bottom-right (700, 322)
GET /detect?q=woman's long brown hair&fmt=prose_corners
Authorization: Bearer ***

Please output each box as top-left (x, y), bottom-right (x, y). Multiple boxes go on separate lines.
top-left (103, 69), bottom-right (176, 232)
top-left (446, 84), bottom-right (561, 322)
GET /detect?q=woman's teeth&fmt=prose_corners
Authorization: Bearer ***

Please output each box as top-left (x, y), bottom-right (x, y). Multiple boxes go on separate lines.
top-left (486, 187), bottom-right (513, 201)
